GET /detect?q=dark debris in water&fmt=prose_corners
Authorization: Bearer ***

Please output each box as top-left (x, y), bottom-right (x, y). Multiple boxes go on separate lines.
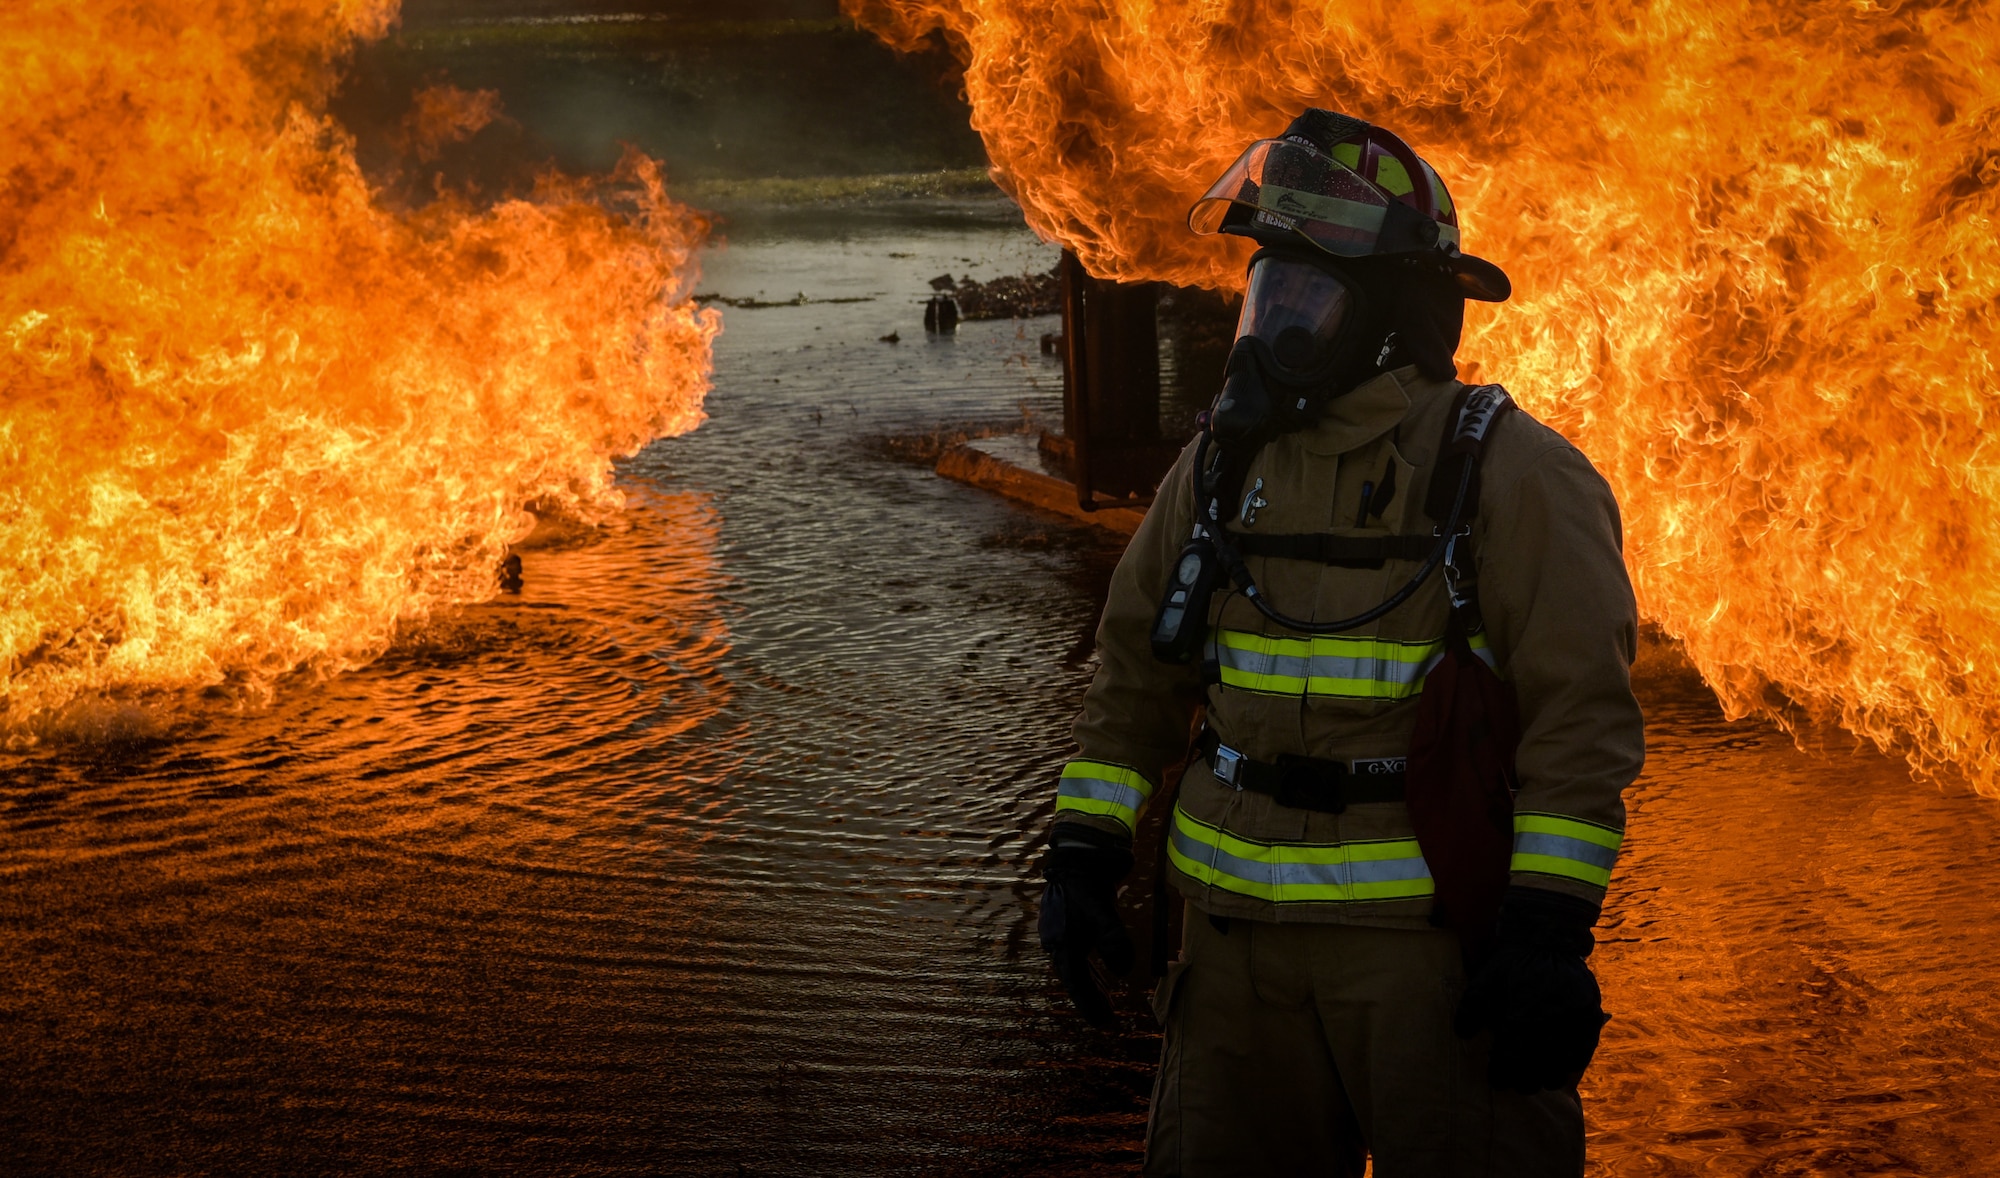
top-left (929, 266), bottom-right (1061, 320)
top-left (869, 422), bottom-right (1018, 467)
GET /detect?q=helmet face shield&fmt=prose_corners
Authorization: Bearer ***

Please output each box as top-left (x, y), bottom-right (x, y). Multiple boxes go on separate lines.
top-left (1236, 254), bottom-right (1354, 377)
top-left (1190, 139), bottom-right (1463, 257)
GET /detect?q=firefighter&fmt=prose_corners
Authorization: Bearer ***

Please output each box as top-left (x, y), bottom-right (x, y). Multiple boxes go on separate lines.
top-left (1037, 110), bottom-right (1646, 1176)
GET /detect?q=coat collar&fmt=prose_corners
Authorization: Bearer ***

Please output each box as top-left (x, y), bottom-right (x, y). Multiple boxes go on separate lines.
top-left (1296, 365), bottom-right (1459, 455)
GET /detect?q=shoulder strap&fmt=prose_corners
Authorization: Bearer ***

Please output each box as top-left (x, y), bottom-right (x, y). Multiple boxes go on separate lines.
top-left (1422, 383), bottom-right (1515, 525)
top-left (1425, 383), bottom-right (1514, 635)
top-left (1217, 384), bottom-right (1516, 571)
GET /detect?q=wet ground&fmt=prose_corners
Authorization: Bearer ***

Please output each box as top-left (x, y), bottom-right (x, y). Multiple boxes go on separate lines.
top-left (4, 207), bottom-right (2000, 1176)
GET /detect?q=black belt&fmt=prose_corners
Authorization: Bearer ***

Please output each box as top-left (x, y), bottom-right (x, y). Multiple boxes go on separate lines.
top-left (1197, 730), bottom-right (1406, 813)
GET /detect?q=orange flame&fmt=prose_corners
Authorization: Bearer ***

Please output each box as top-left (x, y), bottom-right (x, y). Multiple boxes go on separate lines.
top-left (1, 1), bottom-right (719, 719)
top-left (395, 83), bottom-right (508, 164)
top-left (848, 0), bottom-right (2000, 794)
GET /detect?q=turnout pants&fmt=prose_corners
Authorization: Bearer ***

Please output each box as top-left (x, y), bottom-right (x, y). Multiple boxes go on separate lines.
top-left (1144, 913), bottom-right (1584, 1177)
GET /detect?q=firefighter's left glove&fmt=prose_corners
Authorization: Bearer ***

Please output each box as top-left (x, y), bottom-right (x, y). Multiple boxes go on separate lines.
top-left (1454, 885), bottom-right (1610, 1093)
top-left (1037, 822), bottom-right (1136, 1029)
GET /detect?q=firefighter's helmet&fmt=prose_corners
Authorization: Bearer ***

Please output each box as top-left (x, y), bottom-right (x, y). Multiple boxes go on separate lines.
top-left (1189, 109), bottom-right (1511, 302)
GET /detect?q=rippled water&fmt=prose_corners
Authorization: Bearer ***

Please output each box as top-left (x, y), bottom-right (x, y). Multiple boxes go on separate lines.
top-left (5, 206), bottom-right (1999, 1176)
top-left (1591, 652), bottom-right (2000, 1176)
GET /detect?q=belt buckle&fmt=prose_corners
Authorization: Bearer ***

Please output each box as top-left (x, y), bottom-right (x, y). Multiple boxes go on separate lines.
top-left (1212, 743), bottom-right (1245, 789)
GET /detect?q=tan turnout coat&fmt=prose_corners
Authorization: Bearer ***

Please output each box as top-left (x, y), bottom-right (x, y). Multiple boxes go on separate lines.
top-left (1053, 365), bottom-right (1646, 926)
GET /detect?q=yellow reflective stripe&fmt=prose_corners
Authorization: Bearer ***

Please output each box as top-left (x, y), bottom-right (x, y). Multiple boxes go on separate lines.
top-left (1467, 629), bottom-right (1498, 671)
top-left (1510, 854), bottom-right (1610, 888)
top-left (1514, 813), bottom-right (1622, 849)
top-left (1167, 806), bottom-right (1434, 904)
top-left (1213, 628), bottom-right (1444, 700)
top-left (1511, 812), bottom-right (1623, 889)
top-left (1055, 796), bottom-right (1138, 831)
top-left (1055, 760), bottom-right (1154, 834)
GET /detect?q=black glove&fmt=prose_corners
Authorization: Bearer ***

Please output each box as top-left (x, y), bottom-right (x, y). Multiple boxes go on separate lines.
top-left (1037, 822), bottom-right (1136, 1028)
top-left (1454, 885), bottom-right (1610, 1093)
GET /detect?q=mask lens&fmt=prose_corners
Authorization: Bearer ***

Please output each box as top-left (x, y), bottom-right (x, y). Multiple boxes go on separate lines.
top-left (1236, 257), bottom-right (1351, 373)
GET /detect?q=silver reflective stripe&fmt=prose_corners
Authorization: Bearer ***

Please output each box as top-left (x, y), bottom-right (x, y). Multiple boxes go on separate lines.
top-left (1217, 641), bottom-right (1309, 681)
top-left (1059, 772), bottom-right (1146, 814)
top-left (1512, 831), bottom-right (1619, 872)
top-left (1214, 640), bottom-right (1442, 689)
top-left (1169, 825), bottom-right (1432, 889)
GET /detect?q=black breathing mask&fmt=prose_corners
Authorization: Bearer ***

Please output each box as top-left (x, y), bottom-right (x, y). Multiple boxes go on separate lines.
top-left (1209, 249), bottom-right (1365, 447)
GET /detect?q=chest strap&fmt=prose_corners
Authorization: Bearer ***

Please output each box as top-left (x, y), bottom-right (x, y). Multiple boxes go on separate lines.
top-left (1199, 730), bottom-right (1407, 813)
top-left (1226, 531), bottom-right (1437, 568)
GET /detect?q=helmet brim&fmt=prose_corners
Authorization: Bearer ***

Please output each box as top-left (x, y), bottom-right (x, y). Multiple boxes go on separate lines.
top-left (1449, 253), bottom-right (1511, 302)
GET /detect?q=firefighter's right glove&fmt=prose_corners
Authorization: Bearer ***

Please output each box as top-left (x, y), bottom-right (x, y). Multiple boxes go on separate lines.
top-left (1037, 822), bottom-right (1136, 1029)
top-left (1454, 885), bottom-right (1610, 1093)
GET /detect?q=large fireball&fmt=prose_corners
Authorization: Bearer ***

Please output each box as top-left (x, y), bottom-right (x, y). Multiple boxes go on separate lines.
top-left (849, 0), bottom-right (2000, 794)
top-left (1, 0), bottom-right (720, 718)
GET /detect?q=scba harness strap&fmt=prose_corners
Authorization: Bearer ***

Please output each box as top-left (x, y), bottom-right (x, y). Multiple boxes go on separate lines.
top-left (1406, 384), bottom-right (1525, 958)
top-left (1150, 383), bottom-right (1515, 664)
top-left (1228, 383), bottom-right (1513, 572)
top-left (1227, 531), bottom-right (1435, 569)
